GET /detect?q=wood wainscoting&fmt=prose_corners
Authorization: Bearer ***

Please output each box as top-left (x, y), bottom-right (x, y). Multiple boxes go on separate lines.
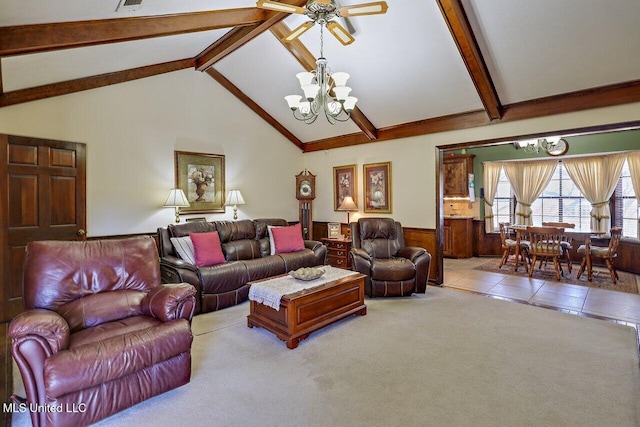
top-left (313, 221), bottom-right (440, 284)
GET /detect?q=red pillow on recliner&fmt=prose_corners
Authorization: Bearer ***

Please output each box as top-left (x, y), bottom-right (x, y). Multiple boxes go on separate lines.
top-left (189, 232), bottom-right (226, 267)
top-left (271, 223), bottom-right (305, 254)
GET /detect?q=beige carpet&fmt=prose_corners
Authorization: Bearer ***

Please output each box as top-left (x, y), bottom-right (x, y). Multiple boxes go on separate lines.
top-left (12, 288), bottom-right (640, 427)
top-left (475, 257), bottom-right (640, 295)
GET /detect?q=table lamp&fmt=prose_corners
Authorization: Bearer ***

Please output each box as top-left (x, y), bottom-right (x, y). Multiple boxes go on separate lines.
top-left (225, 190), bottom-right (246, 220)
top-left (337, 196), bottom-right (358, 235)
top-left (163, 189), bottom-right (190, 223)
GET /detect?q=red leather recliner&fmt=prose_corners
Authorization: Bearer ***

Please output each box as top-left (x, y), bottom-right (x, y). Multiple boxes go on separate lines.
top-left (9, 236), bottom-right (196, 427)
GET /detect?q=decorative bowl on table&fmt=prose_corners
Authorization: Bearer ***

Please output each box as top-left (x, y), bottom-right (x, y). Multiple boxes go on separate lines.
top-left (289, 267), bottom-right (325, 281)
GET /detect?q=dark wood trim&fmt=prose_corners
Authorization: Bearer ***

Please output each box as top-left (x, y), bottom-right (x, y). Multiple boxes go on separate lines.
top-left (303, 80), bottom-right (640, 152)
top-left (303, 110), bottom-right (489, 152)
top-left (0, 58), bottom-right (194, 107)
top-left (501, 79), bottom-right (640, 121)
top-left (0, 60), bottom-right (3, 95)
top-left (269, 22), bottom-right (317, 70)
top-left (437, 0), bottom-right (502, 120)
top-left (195, 0), bottom-right (307, 71)
top-left (0, 9), bottom-right (265, 57)
top-left (205, 68), bottom-right (304, 150)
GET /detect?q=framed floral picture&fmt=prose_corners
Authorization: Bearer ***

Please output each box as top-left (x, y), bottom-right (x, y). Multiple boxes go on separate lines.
top-left (363, 162), bottom-right (392, 213)
top-left (333, 164), bottom-right (358, 211)
top-left (175, 151), bottom-right (225, 215)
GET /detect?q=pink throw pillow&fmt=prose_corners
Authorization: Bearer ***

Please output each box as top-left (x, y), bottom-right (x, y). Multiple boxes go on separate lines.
top-left (271, 223), bottom-right (305, 254)
top-left (189, 232), bottom-right (226, 267)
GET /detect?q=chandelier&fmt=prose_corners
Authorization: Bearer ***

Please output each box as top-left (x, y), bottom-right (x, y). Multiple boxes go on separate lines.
top-left (514, 137), bottom-right (569, 156)
top-left (284, 22), bottom-right (357, 124)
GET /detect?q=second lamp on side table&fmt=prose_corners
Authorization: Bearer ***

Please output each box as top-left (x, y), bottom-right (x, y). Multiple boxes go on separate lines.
top-left (322, 237), bottom-right (352, 270)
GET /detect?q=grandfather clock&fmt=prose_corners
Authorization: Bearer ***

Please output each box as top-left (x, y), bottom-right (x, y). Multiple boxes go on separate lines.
top-left (295, 169), bottom-right (316, 240)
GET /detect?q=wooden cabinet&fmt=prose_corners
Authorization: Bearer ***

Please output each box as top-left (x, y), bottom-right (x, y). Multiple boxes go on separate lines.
top-left (443, 154), bottom-right (475, 198)
top-left (443, 217), bottom-right (473, 258)
top-left (322, 238), bottom-right (352, 269)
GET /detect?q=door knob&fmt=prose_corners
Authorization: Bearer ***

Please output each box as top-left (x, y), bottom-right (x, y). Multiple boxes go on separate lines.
top-left (77, 229), bottom-right (86, 236)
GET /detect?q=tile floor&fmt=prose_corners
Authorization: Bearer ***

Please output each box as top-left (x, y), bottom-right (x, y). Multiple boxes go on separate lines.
top-left (443, 257), bottom-right (640, 326)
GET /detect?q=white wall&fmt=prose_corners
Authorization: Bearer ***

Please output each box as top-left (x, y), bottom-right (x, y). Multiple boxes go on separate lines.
top-left (1, 69), bottom-right (638, 236)
top-left (0, 69), bottom-right (303, 237)
top-left (304, 102), bottom-right (640, 229)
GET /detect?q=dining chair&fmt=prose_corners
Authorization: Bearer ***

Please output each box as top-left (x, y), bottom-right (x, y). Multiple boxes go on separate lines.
top-left (576, 227), bottom-right (622, 283)
top-left (498, 222), bottom-right (530, 270)
top-left (526, 226), bottom-right (565, 280)
top-left (542, 222), bottom-right (575, 273)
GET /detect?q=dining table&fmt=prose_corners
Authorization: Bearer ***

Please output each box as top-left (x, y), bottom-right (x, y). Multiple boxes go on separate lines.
top-left (507, 224), bottom-right (609, 273)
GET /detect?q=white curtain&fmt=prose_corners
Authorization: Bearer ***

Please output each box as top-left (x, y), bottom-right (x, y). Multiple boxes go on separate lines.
top-left (563, 152), bottom-right (626, 232)
top-left (503, 160), bottom-right (558, 225)
top-left (482, 161), bottom-right (503, 233)
top-left (627, 151), bottom-right (640, 236)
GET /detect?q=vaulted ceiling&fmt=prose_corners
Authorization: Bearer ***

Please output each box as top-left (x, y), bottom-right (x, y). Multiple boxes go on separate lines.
top-left (2, 0), bottom-right (640, 152)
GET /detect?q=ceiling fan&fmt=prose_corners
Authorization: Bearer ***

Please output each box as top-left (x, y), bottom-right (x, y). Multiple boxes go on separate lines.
top-left (256, 0), bottom-right (388, 45)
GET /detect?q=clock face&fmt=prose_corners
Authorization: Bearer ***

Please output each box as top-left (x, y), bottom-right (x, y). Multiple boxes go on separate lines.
top-left (300, 179), bottom-right (312, 197)
top-left (547, 138), bottom-right (569, 156)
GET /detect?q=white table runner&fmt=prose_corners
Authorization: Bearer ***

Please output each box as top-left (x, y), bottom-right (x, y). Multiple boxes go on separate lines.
top-left (248, 266), bottom-right (358, 311)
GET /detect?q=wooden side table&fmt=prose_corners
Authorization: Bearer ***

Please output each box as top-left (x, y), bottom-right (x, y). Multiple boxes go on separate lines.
top-left (322, 237), bottom-right (352, 269)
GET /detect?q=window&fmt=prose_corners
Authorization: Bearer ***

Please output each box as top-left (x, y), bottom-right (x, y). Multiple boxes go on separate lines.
top-left (614, 161), bottom-right (639, 239)
top-left (493, 168), bottom-right (514, 227)
top-left (530, 163), bottom-right (591, 228)
top-left (492, 155), bottom-right (640, 239)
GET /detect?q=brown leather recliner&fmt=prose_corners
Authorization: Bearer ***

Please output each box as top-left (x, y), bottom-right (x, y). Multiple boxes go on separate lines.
top-left (9, 236), bottom-right (196, 427)
top-left (350, 218), bottom-right (432, 297)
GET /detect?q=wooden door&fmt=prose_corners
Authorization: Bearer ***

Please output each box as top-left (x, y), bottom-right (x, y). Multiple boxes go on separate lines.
top-left (0, 134), bottom-right (86, 322)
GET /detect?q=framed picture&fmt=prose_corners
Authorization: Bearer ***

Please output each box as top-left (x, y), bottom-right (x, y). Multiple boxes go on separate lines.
top-left (175, 151), bottom-right (225, 215)
top-left (328, 222), bottom-right (341, 238)
top-left (186, 217), bottom-right (207, 223)
top-left (333, 164), bottom-right (358, 210)
top-left (363, 162), bottom-right (392, 213)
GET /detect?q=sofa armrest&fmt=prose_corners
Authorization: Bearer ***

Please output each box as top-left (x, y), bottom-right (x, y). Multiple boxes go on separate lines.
top-left (9, 309), bottom-right (71, 420)
top-left (305, 239), bottom-right (328, 266)
top-left (161, 255), bottom-right (199, 272)
top-left (351, 247), bottom-right (371, 262)
top-left (398, 246), bottom-right (427, 263)
top-left (9, 309), bottom-right (70, 355)
top-left (142, 283), bottom-right (197, 322)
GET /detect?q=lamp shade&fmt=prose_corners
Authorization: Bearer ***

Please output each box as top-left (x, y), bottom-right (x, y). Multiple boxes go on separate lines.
top-left (225, 190), bottom-right (246, 206)
top-left (163, 189), bottom-right (190, 208)
top-left (337, 196), bottom-right (358, 211)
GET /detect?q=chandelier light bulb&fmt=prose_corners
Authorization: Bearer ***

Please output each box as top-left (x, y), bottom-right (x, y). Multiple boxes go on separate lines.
top-left (331, 72), bottom-right (350, 87)
top-left (296, 72), bottom-right (315, 87)
top-left (302, 84), bottom-right (320, 100)
top-left (332, 86), bottom-right (352, 101)
top-left (284, 95), bottom-right (302, 110)
top-left (343, 96), bottom-right (358, 111)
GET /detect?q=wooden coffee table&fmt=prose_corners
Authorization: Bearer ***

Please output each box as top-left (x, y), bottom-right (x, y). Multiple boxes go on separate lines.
top-left (247, 272), bottom-right (366, 349)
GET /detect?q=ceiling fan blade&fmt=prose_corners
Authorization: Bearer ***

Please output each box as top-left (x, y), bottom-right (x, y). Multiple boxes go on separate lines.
top-left (315, 0), bottom-right (332, 4)
top-left (256, 1), bottom-right (305, 14)
top-left (283, 21), bottom-right (315, 42)
top-left (326, 21), bottom-right (355, 46)
top-left (338, 1), bottom-right (388, 17)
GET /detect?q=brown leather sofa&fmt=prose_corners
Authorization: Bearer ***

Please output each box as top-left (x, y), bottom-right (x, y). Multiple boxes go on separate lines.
top-left (9, 236), bottom-right (196, 427)
top-left (157, 218), bottom-right (327, 314)
top-left (350, 218), bottom-right (432, 297)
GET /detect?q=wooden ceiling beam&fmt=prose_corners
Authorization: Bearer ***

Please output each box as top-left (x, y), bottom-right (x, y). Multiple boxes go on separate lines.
top-left (0, 59), bottom-right (194, 107)
top-left (195, 0), bottom-right (307, 71)
top-left (437, 0), bottom-right (502, 121)
top-left (268, 22), bottom-right (378, 140)
top-left (0, 8), bottom-right (265, 57)
top-left (205, 68), bottom-right (304, 150)
top-left (302, 80), bottom-right (640, 152)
